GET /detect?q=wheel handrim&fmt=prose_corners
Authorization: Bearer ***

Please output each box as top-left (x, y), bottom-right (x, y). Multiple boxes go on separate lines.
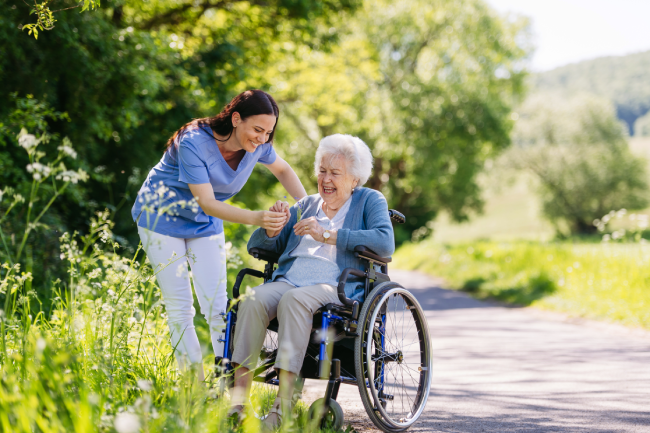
top-left (364, 288), bottom-right (432, 429)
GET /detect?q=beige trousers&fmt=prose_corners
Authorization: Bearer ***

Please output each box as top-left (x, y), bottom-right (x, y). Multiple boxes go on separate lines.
top-left (231, 281), bottom-right (342, 375)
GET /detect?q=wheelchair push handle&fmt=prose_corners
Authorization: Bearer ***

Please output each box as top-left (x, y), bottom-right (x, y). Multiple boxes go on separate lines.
top-left (388, 209), bottom-right (406, 224)
top-left (249, 247), bottom-right (281, 264)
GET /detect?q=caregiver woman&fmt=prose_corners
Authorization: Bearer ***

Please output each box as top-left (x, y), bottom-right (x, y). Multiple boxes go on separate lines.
top-left (131, 90), bottom-right (307, 381)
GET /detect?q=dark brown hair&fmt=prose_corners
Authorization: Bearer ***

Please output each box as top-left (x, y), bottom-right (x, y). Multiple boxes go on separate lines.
top-left (165, 89), bottom-right (279, 152)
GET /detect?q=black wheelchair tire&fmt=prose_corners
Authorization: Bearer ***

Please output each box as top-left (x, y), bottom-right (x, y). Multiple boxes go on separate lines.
top-left (354, 282), bottom-right (432, 432)
top-left (308, 398), bottom-right (344, 431)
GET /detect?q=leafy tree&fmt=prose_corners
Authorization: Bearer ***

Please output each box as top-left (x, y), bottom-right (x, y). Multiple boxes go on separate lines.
top-left (1, 0), bottom-right (359, 247)
top-left (508, 93), bottom-right (649, 234)
top-left (267, 0), bottom-right (530, 242)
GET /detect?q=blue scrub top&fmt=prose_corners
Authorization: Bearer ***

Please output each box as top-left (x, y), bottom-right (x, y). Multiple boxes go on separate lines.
top-left (131, 125), bottom-right (277, 238)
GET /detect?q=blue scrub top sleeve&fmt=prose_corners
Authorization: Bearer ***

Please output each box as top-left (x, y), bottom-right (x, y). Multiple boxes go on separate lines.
top-left (178, 143), bottom-right (210, 184)
top-left (257, 143), bottom-right (277, 165)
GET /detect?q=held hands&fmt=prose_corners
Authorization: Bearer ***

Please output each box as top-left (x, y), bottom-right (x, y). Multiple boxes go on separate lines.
top-left (293, 216), bottom-right (326, 242)
top-left (263, 200), bottom-right (291, 237)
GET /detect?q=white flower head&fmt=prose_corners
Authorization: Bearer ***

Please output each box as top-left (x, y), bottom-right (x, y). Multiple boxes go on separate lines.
top-left (114, 412), bottom-right (141, 433)
top-left (27, 162), bottom-right (51, 181)
top-left (58, 138), bottom-right (77, 159)
top-left (17, 128), bottom-right (39, 150)
top-left (56, 169), bottom-right (88, 184)
top-left (137, 379), bottom-right (152, 391)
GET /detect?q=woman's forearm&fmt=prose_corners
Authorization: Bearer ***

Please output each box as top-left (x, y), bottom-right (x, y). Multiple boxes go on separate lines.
top-left (197, 198), bottom-right (258, 225)
top-left (276, 165), bottom-right (308, 199)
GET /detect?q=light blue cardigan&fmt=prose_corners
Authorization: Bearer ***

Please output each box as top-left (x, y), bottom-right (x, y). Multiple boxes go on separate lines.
top-left (247, 187), bottom-right (395, 302)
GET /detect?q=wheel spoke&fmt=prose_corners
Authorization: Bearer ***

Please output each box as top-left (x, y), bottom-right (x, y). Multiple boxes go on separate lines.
top-left (359, 285), bottom-right (431, 429)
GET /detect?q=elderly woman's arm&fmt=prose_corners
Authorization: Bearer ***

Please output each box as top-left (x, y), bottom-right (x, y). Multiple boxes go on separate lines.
top-left (336, 190), bottom-right (395, 258)
top-left (247, 204), bottom-right (297, 254)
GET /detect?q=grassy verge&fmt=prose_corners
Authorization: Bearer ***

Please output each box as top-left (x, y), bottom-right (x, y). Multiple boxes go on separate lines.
top-left (0, 213), bottom-right (348, 433)
top-left (394, 239), bottom-right (650, 329)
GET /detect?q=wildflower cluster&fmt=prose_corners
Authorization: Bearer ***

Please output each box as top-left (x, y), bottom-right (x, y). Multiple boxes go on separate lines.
top-left (0, 129), bottom-right (88, 264)
top-left (17, 128), bottom-right (88, 184)
top-left (593, 209), bottom-right (649, 243)
top-left (137, 181), bottom-right (199, 231)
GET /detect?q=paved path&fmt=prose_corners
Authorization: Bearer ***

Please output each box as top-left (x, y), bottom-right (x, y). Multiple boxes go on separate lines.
top-left (302, 270), bottom-right (650, 432)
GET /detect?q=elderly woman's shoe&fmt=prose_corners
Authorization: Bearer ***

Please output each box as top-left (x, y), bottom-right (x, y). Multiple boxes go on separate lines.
top-left (262, 397), bottom-right (292, 430)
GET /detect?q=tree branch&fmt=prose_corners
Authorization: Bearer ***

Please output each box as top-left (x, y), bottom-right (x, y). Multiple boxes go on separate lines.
top-left (138, 0), bottom-right (272, 30)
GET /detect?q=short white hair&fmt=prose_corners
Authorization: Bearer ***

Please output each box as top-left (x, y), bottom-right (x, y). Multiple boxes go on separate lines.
top-left (314, 134), bottom-right (374, 186)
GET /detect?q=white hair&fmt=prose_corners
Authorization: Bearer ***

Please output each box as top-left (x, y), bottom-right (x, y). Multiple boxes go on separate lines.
top-left (314, 134), bottom-right (374, 186)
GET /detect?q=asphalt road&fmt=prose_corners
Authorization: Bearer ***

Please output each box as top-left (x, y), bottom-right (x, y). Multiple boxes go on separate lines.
top-left (302, 270), bottom-right (650, 432)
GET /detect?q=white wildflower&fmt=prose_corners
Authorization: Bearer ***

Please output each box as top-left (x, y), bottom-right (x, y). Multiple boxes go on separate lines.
top-left (36, 338), bottom-right (46, 351)
top-left (58, 144), bottom-right (77, 159)
top-left (26, 162), bottom-right (51, 181)
top-left (114, 412), bottom-right (141, 433)
top-left (87, 268), bottom-right (102, 279)
top-left (137, 379), bottom-right (152, 391)
top-left (18, 129), bottom-right (38, 150)
top-left (56, 169), bottom-right (88, 184)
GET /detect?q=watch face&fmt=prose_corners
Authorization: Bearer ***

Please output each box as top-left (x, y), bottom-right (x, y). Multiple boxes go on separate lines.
top-left (323, 231), bottom-right (331, 239)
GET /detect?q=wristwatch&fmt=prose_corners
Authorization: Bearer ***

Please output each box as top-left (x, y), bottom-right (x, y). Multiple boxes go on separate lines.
top-left (323, 230), bottom-right (331, 243)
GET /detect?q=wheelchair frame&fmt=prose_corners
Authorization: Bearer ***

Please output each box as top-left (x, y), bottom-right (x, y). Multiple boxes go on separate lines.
top-left (217, 210), bottom-right (431, 431)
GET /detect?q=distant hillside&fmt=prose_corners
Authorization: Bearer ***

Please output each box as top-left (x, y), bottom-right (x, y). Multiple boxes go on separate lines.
top-left (533, 50), bottom-right (650, 135)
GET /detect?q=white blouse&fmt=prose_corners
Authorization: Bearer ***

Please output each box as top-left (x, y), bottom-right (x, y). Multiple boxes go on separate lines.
top-left (278, 195), bottom-right (352, 288)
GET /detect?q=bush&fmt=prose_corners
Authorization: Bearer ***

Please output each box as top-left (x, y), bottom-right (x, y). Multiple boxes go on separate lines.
top-left (507, 93), bottom-right (650, 234)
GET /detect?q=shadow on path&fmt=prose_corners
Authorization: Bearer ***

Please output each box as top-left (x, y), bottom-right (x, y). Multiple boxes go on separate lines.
top-left (328, 270), bottom-right (650, 433)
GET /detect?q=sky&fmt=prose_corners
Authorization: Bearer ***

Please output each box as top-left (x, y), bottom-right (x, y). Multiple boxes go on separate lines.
top-left (484, 0), bottom-right (650, 71)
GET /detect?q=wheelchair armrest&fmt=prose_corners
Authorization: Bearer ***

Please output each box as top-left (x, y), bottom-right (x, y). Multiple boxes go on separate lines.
top-left (249, 247), bottom-right (281, 264)
top-left (232, 268), bottom-right (264, 299)
top-left (354, 245), bottom-right (391, 264)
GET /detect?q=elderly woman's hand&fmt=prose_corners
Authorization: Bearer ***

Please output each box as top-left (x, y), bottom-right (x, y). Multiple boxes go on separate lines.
top-left (265, 200), bottom-right (291, 238)
top-left (293, 216), bottom-right (326, 241)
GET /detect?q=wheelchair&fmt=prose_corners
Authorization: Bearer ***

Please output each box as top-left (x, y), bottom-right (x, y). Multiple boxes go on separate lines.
top-left (217, 210), bottom-right (432, 432)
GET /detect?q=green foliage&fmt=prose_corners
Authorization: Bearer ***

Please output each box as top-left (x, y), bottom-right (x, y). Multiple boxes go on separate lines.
top-left (394, 239), bottom-right (650, 328)
top-left (0, 210), bottom-right (347, 432)
top-left (1, 0), bottom-right (360, 249)
top-left (533, 50), bottom-right (650, 135)
top-left (269, 0), bottom-right (530, 241)
top-left (507, 93), bottom-right (650, 234)
top-left (0, 99), bottom-right (90, 297)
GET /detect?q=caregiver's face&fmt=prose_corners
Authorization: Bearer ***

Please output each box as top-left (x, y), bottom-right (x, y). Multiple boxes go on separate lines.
top-left (233, 113), bottom-right (276, 153)
top-left (318, 154), bottom-right (358, 209)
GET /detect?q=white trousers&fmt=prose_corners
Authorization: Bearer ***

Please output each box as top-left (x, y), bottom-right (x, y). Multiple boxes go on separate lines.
top-left (138, 227), bottom-right (228, 369)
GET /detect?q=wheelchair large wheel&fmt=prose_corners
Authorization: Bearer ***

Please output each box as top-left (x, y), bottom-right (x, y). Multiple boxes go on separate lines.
top-left (354, 282), bottom-right (432, 432)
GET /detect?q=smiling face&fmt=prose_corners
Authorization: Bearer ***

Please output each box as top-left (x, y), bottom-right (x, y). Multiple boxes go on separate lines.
top-left (232, 113), bottom-right (276, 153)
top-left (318, 153), bottom-right (359, 210)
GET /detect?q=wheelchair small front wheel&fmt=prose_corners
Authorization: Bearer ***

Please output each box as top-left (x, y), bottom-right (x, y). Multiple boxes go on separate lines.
top-left (354, 282), bottom-right (432, 432)
top-left (307, 398), bottom-right (344, 430)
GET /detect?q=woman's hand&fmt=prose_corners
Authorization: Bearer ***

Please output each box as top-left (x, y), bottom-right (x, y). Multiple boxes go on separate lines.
top-left (256, 209), bottom-right (287, 232)
top-left (293, 216), bottom-right (325, 241)
top-left (265, 200), bottom-right (291, 237)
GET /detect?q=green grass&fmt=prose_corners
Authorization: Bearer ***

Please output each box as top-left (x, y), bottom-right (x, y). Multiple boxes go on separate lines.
top-left (0, 213), bottom-right (351, 433)
top-left (394, 239), bottom-right (650, 329)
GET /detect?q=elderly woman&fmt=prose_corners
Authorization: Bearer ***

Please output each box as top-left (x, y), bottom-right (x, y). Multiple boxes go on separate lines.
top-left (228, 134), bottom-right (395, 426)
